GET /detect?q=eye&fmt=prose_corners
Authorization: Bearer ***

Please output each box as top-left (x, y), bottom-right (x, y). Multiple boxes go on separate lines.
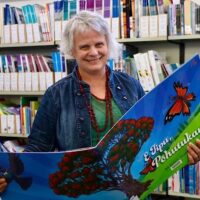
top-left (80, 45), bottom-right (90, 50)
top-left (96, 42), bottom-right (104, 48)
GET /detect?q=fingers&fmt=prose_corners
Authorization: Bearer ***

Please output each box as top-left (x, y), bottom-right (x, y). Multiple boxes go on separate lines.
top-left (187, 139), bottom-right (200, 165)
top-left (0, 178), bottom-right (8, 193)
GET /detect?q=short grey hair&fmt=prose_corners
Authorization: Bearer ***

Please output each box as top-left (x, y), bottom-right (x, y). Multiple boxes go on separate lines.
top-left (60, 10), bottom-right (120, 59)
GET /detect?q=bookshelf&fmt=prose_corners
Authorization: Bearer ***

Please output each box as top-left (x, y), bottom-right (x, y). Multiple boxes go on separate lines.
top-left (0, 41), bottom-right (56, 48)
top-left (0, 0), bottom-right (200, 199)
top-left (0, 133), bottom-right (27, 138)
top-left (117, 36), bottom-right (167, 43)
top-left (168, 192), bottom-right (200, 200)
top-left (0, 91), bottom-right (44, 96)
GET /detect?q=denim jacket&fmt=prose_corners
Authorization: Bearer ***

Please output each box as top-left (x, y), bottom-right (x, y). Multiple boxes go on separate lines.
top-left (25, 67), bottom-right (145, 152)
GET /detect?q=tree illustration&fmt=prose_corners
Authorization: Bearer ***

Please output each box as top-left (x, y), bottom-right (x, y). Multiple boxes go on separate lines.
top-left (49, 117), bottom-right (154, 198)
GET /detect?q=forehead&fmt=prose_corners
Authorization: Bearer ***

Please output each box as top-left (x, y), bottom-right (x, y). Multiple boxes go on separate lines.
top-left (73, 29), bottom-right (107, 44)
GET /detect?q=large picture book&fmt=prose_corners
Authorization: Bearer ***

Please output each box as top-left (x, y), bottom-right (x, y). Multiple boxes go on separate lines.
top-left (0, 54), bottom-right (200, 200)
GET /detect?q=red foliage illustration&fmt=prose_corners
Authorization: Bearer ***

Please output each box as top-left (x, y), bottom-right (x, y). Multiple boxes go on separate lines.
top-left (49, 117), bottom-right (154, 198)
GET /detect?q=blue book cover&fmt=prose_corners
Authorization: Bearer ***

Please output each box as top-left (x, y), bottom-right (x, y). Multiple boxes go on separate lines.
top-left (54, 0), bottom-right (64, 21)
top-left (69, 0), bottom-right (77, 18)
top-left (112, 0), bottom-right (120, 18)
top-left (4, 4), bottom-right (11, 25)
top-left (0, 54), bottom-right (200, 199)
top-left (63, 0), bottom-right (69, 20)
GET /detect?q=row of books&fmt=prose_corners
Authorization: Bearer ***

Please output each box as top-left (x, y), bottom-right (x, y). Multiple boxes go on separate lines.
top-left (168, 0), bottom-right (200, 36)
top-left (0, 52), bottom-right (76, 73)
top-left (0, 0), bottom-right (168, 45)
top-left (119, 0), bottom-right (200, 38)
top-left (0, 52), bottom-right (76, 91)
top-left (0, 3), bottom-right (54, 44)
top-left (132, 50), bottom-right (179, 92)
top-left (0, 97), bottom-right (39, 136)
top-left (0, 50), bottom-right (179, 93)
top-left (168, 163), bottom-right (200, 195)
top-left (1, 0), bottom-right (200, 45)
top-left (121, 0), bottom-right (168, 38)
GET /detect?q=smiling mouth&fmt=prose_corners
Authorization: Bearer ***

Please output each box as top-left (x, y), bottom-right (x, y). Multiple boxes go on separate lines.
top-left (86, 57), bottom-right (102, 62)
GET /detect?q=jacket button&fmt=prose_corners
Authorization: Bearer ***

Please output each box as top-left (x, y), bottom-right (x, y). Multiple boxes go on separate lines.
top-left (117, 86), bottom-right (121, 90)
top-left (79, 117), bottom-right (84, 121)
top-left (80, 132), bottom-right (86, 136)
top-left (76, 92), bottom-right (82, 96)
top-left (78, 104), bottom-right (84, 109)
top-left (123, 96), bottom-right (127, 100)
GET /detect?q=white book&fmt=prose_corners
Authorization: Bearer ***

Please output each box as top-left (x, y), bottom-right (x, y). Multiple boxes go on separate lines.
top-left (11, 24), bottom-right (19, 43)
top-left (25, 72), bottom-right (32, 91)
top-left (140, 16), bottom-right (149, 38)
top-left (0, 6), bottom-right (3, 43)
top-left (141, 52), bottom-right (155, 90)
top-left (3, 73), bottom-right (11, 91)
top-left (47, 2), bottom-right (55, 40)
top-left (31, 72), bottom-right (39, 91)
top-left (158, 14), bottom-right (167, 36)
top-left (15, 114), bottom-right (21, 134)
top-left (184, 0), bottom-right (192, 35)
top-left (34, 4), bottom-right (47, 41)
top-left (10, 72), bottom-right (18, 91)
top-left (149, 15), bottom-right (158, 37)
top-left (7, 115), bottom-right (15, 134)
top-left (26, 24), bottom-right (34, 43)
top-left (148, 50), bottom-right (166, 85)
top-left (18, 72), bottom-right (25, 91)
top-left (3, 25), bottom-right (11, 44)
top-left (133, 53), bottom-right (149, 92)
top-left (39, 72), bottom-right (46, 91)
top-left (0, 73), bottom-right (3, 91)
top-left (18, 24), bottom-right (26, 43)
top-left (1, 115), bottom-right (7, 134)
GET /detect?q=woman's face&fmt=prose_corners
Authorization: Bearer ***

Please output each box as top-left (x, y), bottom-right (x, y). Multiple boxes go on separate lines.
top-left (72, 29), bottom-right (109, 75)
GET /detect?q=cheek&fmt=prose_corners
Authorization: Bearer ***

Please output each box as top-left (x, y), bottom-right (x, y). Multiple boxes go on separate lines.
top-left (102, 46), bottom-right (109, 55)
top-left (73, 51), bottom-right (85, 60)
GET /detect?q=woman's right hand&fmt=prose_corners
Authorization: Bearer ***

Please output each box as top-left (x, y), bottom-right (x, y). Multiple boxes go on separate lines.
top-left (0, 177), bottom-right (7, 193)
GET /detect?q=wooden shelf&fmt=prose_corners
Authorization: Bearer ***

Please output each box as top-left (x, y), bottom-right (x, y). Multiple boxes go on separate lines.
top-left (168, 34), bottom-right (200, 41)
top-left (0, 91), bottom-right (44, 96)
top-left (0, 41), bottom-right (56, 48)
top-left (0, 133), bottom-right (28, 138)
top-left (168, 191), bottom-right (200, 199)
top-left (1, 35), bottom-right (199, 48)
top-left (117, 37), bottom-right (167, 43)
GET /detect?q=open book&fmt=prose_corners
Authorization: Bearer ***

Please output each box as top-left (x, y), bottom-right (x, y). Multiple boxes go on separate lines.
top-left (0, 54), bottom-right (200, 200)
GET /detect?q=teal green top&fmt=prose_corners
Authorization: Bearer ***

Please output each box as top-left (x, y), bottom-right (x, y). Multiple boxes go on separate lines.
top-left (91, 96), bottom-right (123, 146)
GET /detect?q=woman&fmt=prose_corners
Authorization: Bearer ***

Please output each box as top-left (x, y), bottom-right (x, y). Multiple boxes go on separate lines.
top-left (24, 10), bottom-right (145, 152)
top-left (1, 10), bottom-right (200, 194)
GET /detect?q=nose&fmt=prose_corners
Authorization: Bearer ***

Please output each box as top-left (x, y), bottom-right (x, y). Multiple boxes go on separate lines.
top-left (88, 46), bottom-right (98, 56)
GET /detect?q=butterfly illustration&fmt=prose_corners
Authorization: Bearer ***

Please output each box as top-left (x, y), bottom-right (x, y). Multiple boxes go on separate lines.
top-left (140, 157), bottom-right (156, 175)
top-left (164, 82), bottom-right (196, 124)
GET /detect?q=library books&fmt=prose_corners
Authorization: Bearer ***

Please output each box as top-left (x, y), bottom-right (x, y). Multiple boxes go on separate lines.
top-left (133, 50), bottom-right (169, 92)
top-left (0, 54), bottom-right (200, 200)
top-left (168, 0), bottom-right (200, 36)
top-left (0, 0), bottom-right (168, 44)
top-left (0, 52), bottom-right (72, 92)
top-left (0, 98), bottom-right (39, 136)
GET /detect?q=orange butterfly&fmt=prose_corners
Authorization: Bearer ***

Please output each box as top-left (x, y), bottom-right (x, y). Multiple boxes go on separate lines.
top-left (140, 157), bottom-right (156, 175)
top-left (164, 82), bottom-right (196, 124)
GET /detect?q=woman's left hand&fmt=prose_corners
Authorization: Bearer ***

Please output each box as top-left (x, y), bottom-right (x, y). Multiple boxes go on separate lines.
top-left (187, 139), bottom-right (200, 165)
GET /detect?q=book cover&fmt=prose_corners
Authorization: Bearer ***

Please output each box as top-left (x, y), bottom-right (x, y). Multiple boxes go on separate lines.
top-left (0, 54), bottom-right (200, 200)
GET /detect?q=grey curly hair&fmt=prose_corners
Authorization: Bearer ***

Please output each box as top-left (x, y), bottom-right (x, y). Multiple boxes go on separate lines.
top-left (60, 10), bottom-right (120, 59)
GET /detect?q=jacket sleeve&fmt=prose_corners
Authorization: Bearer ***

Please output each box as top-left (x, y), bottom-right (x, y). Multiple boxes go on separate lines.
top-left (24, 88), bottom-right (58, 152)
